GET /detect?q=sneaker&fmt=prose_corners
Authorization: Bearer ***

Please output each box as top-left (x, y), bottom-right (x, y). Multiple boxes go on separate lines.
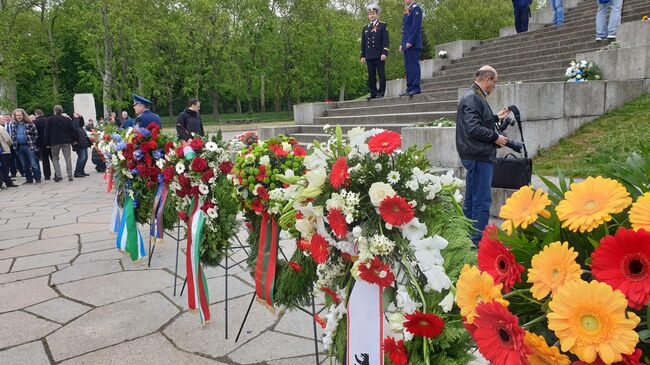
top-left (22, 181), bottom-right (33, 185)
top-left (73, 173), bottom-right (86, 178)
top-left (606, 35), bottom-right (616, 40)
top-left (53, 177), bottom-right (62, 182)
top-left (596, 37), bottom-right (604, 41)
top-left (68, 177), bottom-right (74, 182)
top-left (83, 173), bottom-right (90, 176)
top-left (35, 180), bottom-right (41, 184)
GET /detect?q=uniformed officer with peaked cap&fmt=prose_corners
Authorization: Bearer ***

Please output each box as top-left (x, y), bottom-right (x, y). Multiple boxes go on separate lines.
top-left (360, 3), bottom-right (389, 100)
top-left (132, 94), bottom-right (162, 128)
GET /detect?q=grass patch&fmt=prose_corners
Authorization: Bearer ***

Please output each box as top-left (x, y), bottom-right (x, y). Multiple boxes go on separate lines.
top-left (533, 93), bottom-right (650, 177)
top-left (159, 111), bottom-right (292, 128)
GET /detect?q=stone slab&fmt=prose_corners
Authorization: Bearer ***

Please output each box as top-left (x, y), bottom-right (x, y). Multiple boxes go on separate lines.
top-left (229, 331), bottom-right (321, 364)
top-left (41, 223), bottom-right (106, 240)
top-left (434, 40), bottom-right (480, 60)
top-left (59, 334), bottom-right (221, 365)
top-left (163, 295), bottom-right (277, 358)
top-left (28, 215), bottom-right (78, 229)
top-left (564, 81), bottom-right (606, 117)
top-left (0, 341), bottom-right (50, 365)
top-left (0, 236), bottom-right (39, 250)
top-left (605, 79), bottom-right (645, 111)
top-left (56, 270), bottom-right (174, 306)
top-left (0, 276), bottom-right (58, 313)
top-left (0, 228), bottom-right (41, 240)
top-left (25, 297), bottom-right (92, 324)
top-left (80, 239), bottom-right (115, 253)
top-left (0, 222), bottom-right (28, 233)
top-left (46, 293), bottom-right (178, 362)
top-left (11, 249), bottom-right (78, 272)
top-left (0, 236), bottom-right (78, 260)
top-left (0, 258), bottom-right (11, 273)
top-left (73, 248), bottom-right (123, 264)
top-left (293, 103), bottom-right (332, 125)
top-left (79, 230), bottom-right (117, 243)
top-left (0, 311), bottom-right (60, 349)
top-left (51, 260), bottom-right (122, 285)
top-left (274, 309), bottom-right (325, 340)
top-left (402, 127), bottom-right (461, 168)
top-left (0, 266), bottom-right (56, 285)
top-left (619, 20), bottom-right (650, 48)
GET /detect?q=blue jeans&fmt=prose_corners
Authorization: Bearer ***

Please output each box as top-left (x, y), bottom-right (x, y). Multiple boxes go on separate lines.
top-left (596, 0), bottom-right (623, 38)
top-left (75, 148), bottom-right (88, 175)
top-left (551, 0), bottom-right (564, 25)
top-left (16, 144), bottom-right (41, 182)
top-left (462, 160), bottom-right (493, 246)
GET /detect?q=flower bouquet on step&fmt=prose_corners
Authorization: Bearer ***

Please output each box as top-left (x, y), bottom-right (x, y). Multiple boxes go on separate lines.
top-left (455, 149), bottom-right (650, 364)
top-left (286, 126), bottom-right (477, 364)
top-left (232, 134), bottom-right (317, 309)
top-left (101, 123), bottom-right (176, 261)
top-left (564, 59), bottom-right (601, 82)
top-left (166, 132), bottom-right (240, 324)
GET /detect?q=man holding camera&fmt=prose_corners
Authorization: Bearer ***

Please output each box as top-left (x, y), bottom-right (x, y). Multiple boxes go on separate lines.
top-left (456, 66), bottom-right (509, 246)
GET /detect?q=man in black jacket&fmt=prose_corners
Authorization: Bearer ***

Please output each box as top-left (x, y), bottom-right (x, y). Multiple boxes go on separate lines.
top-left (456, 66), bottom-right (509, 245)
top-left (361, 4), bottom-right (389, 100)
top-left (34, 109), bottom-right (52, 180)
top-left (176, 99), bottom-right (204, 141)
top-left (45, 105), bottom-right (78, 182)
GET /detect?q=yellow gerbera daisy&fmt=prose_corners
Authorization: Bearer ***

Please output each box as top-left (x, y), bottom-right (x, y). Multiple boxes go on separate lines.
top-left (548, 280), bottom-right (640, 364)
top-left (630, 192), bottom-right (650, 232)
top-left (524, 331), bottom-right (571, 365)
top-left (499, 186), bottom-right (552, 235)
top-left (527, 242), bottom-right (582, 300)
top-left (555, 176), bottom-right (631, 233)
top-left (455, 264), bottom-right (508, 324)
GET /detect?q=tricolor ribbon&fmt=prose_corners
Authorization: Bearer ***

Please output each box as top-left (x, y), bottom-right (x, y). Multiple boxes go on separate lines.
top-left (105, 166), bottom-right (113, 193)
top-left (149, 174), bottom-right (167, 244)
top-left (254, 212), bottom-right (279, 308)
top-left (347, 280), bottom-right (384, 365)
top-left (110, 190), bottom-right (121, 233)
top-left (186, 197), bottom-right (210, 324)
top-left (116, 194), bottom-right (147, 261)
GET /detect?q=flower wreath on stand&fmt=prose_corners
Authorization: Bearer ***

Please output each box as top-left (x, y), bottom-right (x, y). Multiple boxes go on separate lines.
top-left (166, 132), bottom-right (240, 324)
top-left (98, 123), bottom-right (176, 262)
top-left (288, 126), bottom-right (477, 365)
top-left (454, 149), bottom-right (650, 364)
top-left (232, 134), bottom-right (317, 310)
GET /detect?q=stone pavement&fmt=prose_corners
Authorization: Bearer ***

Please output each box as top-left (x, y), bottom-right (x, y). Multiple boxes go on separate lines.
top-left (0, 165), bottom-right (488, 365)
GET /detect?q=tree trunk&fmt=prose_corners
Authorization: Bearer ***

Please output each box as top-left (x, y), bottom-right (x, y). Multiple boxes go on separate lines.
top-left (168, 90), bottom-right (174, 126)
top-left (246, 77), bottom-right (254, 113)
top-left (259, 74), bottom-right (265, 113)
top-left (45, 16), bottom-right (60, 103)
top-left (210, 90), bottom-right (219, 120)
top-left (274, 86), bottom-right (281, 113)
top-left (339, 84), bottom-right (345, 102)
top-left (100, 2), bottom-right (113, 118)
top-left (236, 97), bottom-right (242, 114)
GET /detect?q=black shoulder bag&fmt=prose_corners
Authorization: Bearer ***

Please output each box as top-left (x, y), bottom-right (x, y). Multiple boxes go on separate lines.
top-left (491, 105), bottom-right (532, 189)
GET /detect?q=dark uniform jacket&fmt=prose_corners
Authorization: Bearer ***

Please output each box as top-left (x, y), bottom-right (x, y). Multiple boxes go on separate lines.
top-left (136, 109), bottom-right (162, 128)
top-left (455, 84), bottom-right (499, 162)
top-left (45, 114), bottom-right (78, 147)
top-left (402, 3), bottom-right (423, 49)
top-left (176, 108), bottom-right (204, 141)
top-left (34, 116), bottom-right (48, 148)
top-left (361, 21), bottom-right (389, 60)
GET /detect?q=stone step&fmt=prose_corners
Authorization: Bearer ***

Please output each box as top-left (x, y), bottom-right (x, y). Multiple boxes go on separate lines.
top-left (421, 68), bottom-right (566, 91)
top-left (334, 90), bottom-right (458, 109)
top-left (468, 31), bottom-right (604, 58)
top-left (298, 124), bottom-right (411, 133)
top-left (291, 133), bottom-right (330, 144)
top-left (314, 111), bottom-right (456, 125)
top-left (325, 100), bottom-right (458, 117)
top-left (432, 59), bottom-right (569, 84)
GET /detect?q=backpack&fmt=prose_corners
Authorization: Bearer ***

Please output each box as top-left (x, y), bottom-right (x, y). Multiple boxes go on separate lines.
top-left (16, 123), bottom-right (27, 145)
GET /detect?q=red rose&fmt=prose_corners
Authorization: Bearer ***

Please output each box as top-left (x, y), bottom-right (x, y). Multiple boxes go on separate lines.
top-left (140, 141), bottom-right (152, 153)
top-left (189, 138), bottom-right (204, 152)
top-left (256, 186), bottom-right (269, 201)
top-left (201, 201), bottom-right (215, 212)
top-left (190, 185), bottom-right (199, 196)
top-left (103, 134), bottom-right (110, 141)
top-left (289, 138), bottom-right (299, 146)
top-left (292, 146), bottom-right (307, 157)
top-left (163, 166), bottom-right (175, 183)
top-left (178, 173), bottom-right (191, 188)
top-left (177, 211), bottom-right (189, 222)
top-left (191, 157), bottom-right (207, 172)
top-left (201, 169), bottom-right (215, 183)
top-left (251, 199), bottom-right (265, 213)
top-left (144, 153), bottom-right (153, 167)
top-left (164, 142), bottom-right (175, 153)
top-left (151, 128), bottom-right (160, 140)
top-left (148, 140), bottom-right (158, 151)
top-left (219, 161), bottom-right (233, 175)
top-left (175, 146), bottom-right (184, 158)
top-left (146, 122), bottom-right (159, 131)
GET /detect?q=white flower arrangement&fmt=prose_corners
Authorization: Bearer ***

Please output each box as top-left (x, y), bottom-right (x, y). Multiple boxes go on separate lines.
top-left (438, 50), bottom-right (448, 59)
top-left (565, 59), bottom-right (601, 82)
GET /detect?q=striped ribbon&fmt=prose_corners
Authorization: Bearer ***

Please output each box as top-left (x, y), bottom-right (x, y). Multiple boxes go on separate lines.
top-left (186, 197), bottom-right (211, 324)
top-left (254, 212), bottom-right (279, 308)
top-left (105, 166), bottom-right (113, 193)
top-left (116, 195), bottom-right (147, 261)
top-left (149, 174), bottom-right (167, 244)
top-left (110, 190), bottom-right (121, 233)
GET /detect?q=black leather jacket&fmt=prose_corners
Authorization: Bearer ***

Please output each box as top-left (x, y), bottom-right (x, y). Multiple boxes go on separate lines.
top-left (455, 83), bottom-right (499, 162)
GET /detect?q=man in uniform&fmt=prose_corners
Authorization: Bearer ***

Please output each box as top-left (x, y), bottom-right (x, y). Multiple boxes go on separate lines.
top-left (400, 0), bottom-right (423, 97)
top-left (360, 4), bottom-right (389, 100)
top-left (133, 94), bottom-right (162, 128)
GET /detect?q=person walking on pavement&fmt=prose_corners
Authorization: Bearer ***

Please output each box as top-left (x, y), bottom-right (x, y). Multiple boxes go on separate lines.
top-left (360, 4), bottom-right (389, 100)
top-left (176, 99), bottom-right (204, 141)
top-left (46, 105), bottom-right (78, 182)
top-left (34, 109), bottom-right (53, 180)
top-left (10, 108), bottom-right (41, 184)
top-left (0, 118), bottom-right (18, 189)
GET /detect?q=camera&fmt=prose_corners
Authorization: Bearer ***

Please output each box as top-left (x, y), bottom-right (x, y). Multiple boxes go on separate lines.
top-left (496, 116), bottom-right (525, 153)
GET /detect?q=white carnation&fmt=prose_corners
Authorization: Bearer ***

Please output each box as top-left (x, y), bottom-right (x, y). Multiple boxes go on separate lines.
top-left (175, 162), bottom-right (185, 174)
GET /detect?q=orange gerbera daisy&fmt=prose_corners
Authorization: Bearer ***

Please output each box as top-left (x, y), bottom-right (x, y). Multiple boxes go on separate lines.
top-left (455, 264), bottom-right (509, 324)
top-left (629, 192), bottom-right (650, 232)
top-left (555, 176), bottom-right (631, 233)
top-left (524, 331), bottom-right (570, 365)
top-left (499, 185), bottom-right (551, 235)
top-left (527, 242), bottom-right (582, 300)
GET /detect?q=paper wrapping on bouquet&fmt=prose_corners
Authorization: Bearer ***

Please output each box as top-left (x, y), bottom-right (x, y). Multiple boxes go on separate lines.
top-left (104, 166), bottom-right (113, 193)
top-left (347, 280), bottom-right (384, 365)
top-left (149, 174), bottom-right (167, 244)
top-left (116, 195), bottom-right (147, 261)
top-left (186, 197), bottom-right (210, 324)
top-left (255, 212), bottom-right (279, 308)
top-left (110, 190), bottom-right (121, 233)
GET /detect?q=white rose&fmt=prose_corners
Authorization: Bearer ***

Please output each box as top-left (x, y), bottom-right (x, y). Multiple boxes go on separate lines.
top-left (295, 218), bottom-right (315, 238)
top-left (368, 182), bottom-right (396, 206)
top-left (282, 142), bottom-right (292, 152)
top-left (387, 312), bottom-right (405, 332)
top-left (259, 155), bottom-right (270, 166)
top-left (306, 167), bottom-right (327, 189)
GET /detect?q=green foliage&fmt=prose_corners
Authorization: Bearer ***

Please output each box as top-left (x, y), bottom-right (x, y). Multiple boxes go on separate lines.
top-left (534, 94), bottom-right (650, 177)
top-left (200, 176), bottom-right (240, 267)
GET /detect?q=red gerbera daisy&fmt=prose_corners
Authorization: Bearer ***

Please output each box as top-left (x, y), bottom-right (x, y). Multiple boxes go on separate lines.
top-left (368, 130), bottom-right (401, 154)
top-left (327, 208), bottom-right (348, 239)
top-left (472, 301), bottom-right (531, 365)
top-left (383, 337), bottom-right (408, 365)
top-left (256, 185), bottom-right (269, 201)
top-left (256, 165), bottom-right (267, 182)
top-left (310, 233), bottom-right (330, 264)
top-left (250, 199), bottom-right (265, 213)
top-left (288, 261), bottom-right (302, 272)
top-left (292, 146), bottom-right (307, 157)
top-left (403, 310), bottom-right (445, 338)
top-left (478, 225), bottom-right (525, 293)
top-left (592, 227), bottom-right (650, 310)
top-left (358, 257), bottom-right (395, 287)
top-left (379, 195), bottom-right (415, 226)
top-left (330, 157), bottom-right (350, 189)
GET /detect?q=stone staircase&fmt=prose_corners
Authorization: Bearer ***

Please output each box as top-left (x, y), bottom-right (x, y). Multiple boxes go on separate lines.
top-left (276, 0), bottom-right (650, 145)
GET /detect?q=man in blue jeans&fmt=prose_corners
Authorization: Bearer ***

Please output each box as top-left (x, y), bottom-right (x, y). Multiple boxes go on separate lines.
top-left (10, 109), bottom-right (41, 184)
top-left (455, 66), bottom-right (509, 245)
top-left (551, 0), bottom-right (564, 26)
top-left (596, 0), bottom-right (623, 41)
